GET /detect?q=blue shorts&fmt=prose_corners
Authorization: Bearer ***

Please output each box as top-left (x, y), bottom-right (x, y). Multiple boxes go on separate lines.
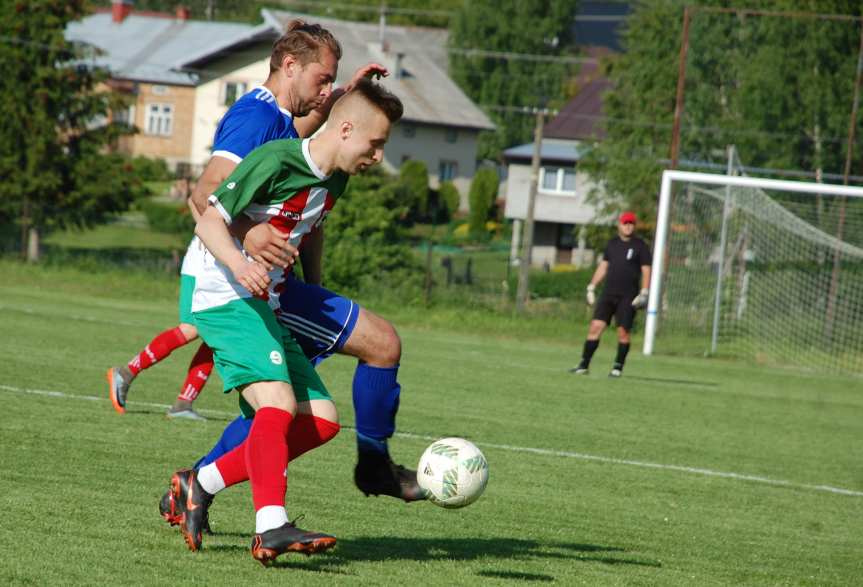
top-left (276, 275), bottom-right (361, 365)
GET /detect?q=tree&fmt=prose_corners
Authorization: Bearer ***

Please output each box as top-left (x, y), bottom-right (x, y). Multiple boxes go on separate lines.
top-left (449, 0), bottom-right (580, 160)
top-left (438, 181), bottom-right (461, 220)
top-left (321, 169), bottom-right (422, 294)
top-left (580, 0), bottom-right (863, 221)
top-left (398, 159), bottom-right (430, 219)
top-left (468, 167), bottom-right (499, 236)
top-left (0, 0), bottom-right (146, 261)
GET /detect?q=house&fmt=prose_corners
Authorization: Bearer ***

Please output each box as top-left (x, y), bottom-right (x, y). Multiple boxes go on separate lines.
top-left (502, 2), bottom-right (633, 268)
top-left (65, 2), bottom-right (494, 207)
top-left (263, 9), bottom-right (495, 206)
top-left (503, 51), bottom-right (612, 268)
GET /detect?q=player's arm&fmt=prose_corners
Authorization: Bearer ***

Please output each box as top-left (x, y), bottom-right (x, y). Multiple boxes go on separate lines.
top-left (190, 156), bottom-right (237, 216)
top-left (195, 206), bottom-right (270, 296)
top-left (640, 265), bottom-right (651, 291)
top-left (299, 226), bottom-right (324, 286)
top-left (586, 260), bottom-right (607, 306)
top-left (293, 63), bottom-right (388, 138)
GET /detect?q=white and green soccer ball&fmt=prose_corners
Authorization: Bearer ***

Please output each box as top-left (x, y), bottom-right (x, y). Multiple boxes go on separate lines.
top-left (417, 437), bottom-right (489, 509)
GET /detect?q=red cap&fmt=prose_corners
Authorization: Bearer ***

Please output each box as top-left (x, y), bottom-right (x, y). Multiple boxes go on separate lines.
top-left (619, 211), bottom-right (637, 224)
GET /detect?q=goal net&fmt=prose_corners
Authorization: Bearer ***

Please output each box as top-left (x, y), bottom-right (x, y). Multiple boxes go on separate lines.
top-left (644, 166), bottom-right (863, 374)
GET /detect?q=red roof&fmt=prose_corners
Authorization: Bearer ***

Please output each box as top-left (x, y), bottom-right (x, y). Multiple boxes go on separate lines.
top-left (544, 48), bottom-right (613, 141)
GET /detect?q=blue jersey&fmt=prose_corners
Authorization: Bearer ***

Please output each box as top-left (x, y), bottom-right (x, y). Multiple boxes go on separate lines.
top-left (211, 86), bottom-right (298, 163)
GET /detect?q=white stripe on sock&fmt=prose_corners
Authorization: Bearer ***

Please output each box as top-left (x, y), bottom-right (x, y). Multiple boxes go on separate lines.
top-left (196, 463), bottom-right (226, 495)
top-left (256, 506), bottom-right (288, 534)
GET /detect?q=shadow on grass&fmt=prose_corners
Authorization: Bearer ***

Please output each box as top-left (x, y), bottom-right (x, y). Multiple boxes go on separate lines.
top-left (252, 536), bottom-right (661, 574)
top-left (124, 409), bottom-right (234, 423)
top-left (623, 375), bottom-right (719, 389)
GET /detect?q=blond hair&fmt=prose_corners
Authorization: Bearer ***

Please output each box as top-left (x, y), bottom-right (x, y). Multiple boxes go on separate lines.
top-left (269, 19), bottom-right (342, 72)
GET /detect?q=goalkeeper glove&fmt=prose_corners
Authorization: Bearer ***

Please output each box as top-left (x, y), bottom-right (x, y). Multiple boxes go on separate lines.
top-left (632, 288), bottom-right (649, 308)
top-left (586, 284), bottom-right (596, 306)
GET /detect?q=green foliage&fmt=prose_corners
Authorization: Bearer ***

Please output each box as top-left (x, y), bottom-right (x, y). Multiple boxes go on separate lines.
top-left (130, 156), bottom-right (173, 182)
top-left (138, 199), bottom-right (194, 236)
top-left (321, 170), bottom-right (423, 295)
top-left (398, 159), bottom-right (430, 219)
top-left (438, 181), bottom-right (462, 219)
top-left (468, 167), bottom-right (500, 235)
top-left (581, 0), bottom-right (863, 220)
top-left (449, 0), bottom-right (580, 159)
top-left (0, 0), bottom-right (146, 256)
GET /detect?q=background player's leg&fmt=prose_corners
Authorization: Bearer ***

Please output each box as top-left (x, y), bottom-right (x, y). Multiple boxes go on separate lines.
top-left (168, 342), bottom-right (213, 420)
top-left (571, 320), bottom-right (607, 374)
top-left (610, 300), bottom-right (635, 377)
top-left (107, 323), bottom-right (197, 414)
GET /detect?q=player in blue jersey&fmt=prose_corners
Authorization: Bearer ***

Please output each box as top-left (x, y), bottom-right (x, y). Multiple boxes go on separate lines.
top-left (105, 20), bottom-right (424, 526)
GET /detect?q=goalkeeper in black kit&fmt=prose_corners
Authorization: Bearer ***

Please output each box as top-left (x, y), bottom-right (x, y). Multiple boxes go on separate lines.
top-left (571, 211), bottom-right (652, 378)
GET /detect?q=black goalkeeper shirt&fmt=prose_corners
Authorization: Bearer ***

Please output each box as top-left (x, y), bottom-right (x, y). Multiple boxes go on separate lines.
top-left (602, 236), bottom-right (652, 296)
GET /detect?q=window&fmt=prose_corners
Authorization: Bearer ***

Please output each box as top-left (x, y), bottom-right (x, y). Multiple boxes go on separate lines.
top-left (401, 154), bottom-right (412, 164)
top-left (223, 81), bottom-right (247, 106)
top-left (445, 128), bottom-right (458, 143)
top-left (145, 103), bottom-right (174, 136)
top-left (113, 105), bottom-right (135, 127)
top-left (402, 124), bottom-right (416, 138)
top-left (439, 160), bottom-right (458, 182)
top-left (557, 223), bottom-right (576, 248)
top-left (151, 85), bottom-right (168, 96)
top-left (540, 166), bottom-right (577, 195)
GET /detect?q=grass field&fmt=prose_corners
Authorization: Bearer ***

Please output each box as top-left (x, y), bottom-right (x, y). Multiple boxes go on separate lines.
top-left (1, 262), bottom-right (861, 586)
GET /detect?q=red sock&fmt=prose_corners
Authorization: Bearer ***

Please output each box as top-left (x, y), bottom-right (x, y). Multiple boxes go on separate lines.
top-left (245, 407), bottom-right (293, 511)
top-left (177, 343), bottom-right (213, 402)
top-left (214, 444), bottom-right (248, 488)
top-left (211, 415), bottom-right (338, 488)
top-left (127, 327), bottom-right (188, 376)
top-left (288, 415), bottom-right (340, 461)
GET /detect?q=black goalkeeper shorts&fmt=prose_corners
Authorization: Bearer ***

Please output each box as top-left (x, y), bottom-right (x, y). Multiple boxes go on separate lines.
top-left (592, 292), bottom-right (637, 331)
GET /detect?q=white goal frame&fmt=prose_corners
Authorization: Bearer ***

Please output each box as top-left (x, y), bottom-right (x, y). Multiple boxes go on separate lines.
top-left (643, 169), bottom-right (863, 356)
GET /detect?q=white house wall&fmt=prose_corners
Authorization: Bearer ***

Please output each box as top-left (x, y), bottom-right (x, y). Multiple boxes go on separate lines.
top-left (190, 44), bottom-right (273, 168)
top-left (503, 162), bottom-right (600, 223)
top-left (384, 122), bottom-right (480, 210)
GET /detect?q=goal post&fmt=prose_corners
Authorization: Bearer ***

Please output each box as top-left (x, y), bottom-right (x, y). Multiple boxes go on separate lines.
top-left (644, 169), bottom-right (863, 372)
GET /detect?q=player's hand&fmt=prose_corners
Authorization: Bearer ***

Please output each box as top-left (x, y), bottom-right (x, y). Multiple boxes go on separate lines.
top-left (243, 223), bottom-right (299, 271)
top-left (632, 288), bottom-right (649, 308)
top-left (345, 63), bottom-right (388, 91)
top-left (586, 284), bottom-right (596, 306)
top-left (233, 261), bottom-right (271, 296)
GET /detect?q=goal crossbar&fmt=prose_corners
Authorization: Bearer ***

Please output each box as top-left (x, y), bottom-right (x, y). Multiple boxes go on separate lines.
top-left (643, 169), bottom-right (863, 355)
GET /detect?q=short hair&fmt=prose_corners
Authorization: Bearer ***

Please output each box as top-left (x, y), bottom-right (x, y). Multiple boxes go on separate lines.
top-left (269, 19), bottom-right (342, 72)
top-left (347, 78), bottom-right (404, 123)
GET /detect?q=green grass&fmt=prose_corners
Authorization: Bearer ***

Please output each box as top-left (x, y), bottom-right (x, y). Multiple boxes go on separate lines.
top-left (1, 262), bottom-right (862, 585)
top-left (44, 214), bottom-right (187, 251)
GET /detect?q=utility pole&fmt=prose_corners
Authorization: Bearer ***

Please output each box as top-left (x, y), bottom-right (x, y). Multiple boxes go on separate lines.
top-left (515, 108), bottom-right (546, 312)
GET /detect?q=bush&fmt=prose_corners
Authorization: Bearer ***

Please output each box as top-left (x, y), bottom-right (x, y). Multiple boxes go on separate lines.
top-left (398, 159), bottom-right (430, 220)
top-left (138, 198), bottom-right (194, 236)
top-left (506, 267), bottom-right (593, 300)
top-left (130, 156), bottom-right (173, 182)
top-left (322, 170), bottom-right (423, 295)
top-left (438, 181), bottom-right (461, 219)
top-left (468, 167), bottom-right (499, 237)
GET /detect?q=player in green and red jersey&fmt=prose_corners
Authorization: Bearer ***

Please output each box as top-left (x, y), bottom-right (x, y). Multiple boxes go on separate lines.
top-left (175, 80), bottom-right (403, 565)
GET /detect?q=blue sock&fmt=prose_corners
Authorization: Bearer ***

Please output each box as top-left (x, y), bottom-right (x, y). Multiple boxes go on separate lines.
top-left (352, 363), bottom-right (400, 456)
top-left (193, 415), bottom-right (253, 469)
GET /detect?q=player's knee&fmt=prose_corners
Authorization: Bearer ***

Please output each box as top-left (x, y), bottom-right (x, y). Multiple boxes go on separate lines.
top-left (617, 329), bottom-right (631, 343)
top-left (178, 322), bottom-right (198, 342)
top-left (364, 320), bottom-right (402, 366)
top-left (243, 381), bottom-right (297, 414)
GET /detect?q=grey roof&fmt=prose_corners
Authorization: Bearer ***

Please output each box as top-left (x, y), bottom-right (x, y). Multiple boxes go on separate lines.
top-left (263, 9), bottom-right (495, 131)
top-left (504, 139), bottom-right (586, 164)
top-left (65, 12), bottom-right (271, 85)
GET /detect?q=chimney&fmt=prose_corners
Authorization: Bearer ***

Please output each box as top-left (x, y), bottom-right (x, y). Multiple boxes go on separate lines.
top-left (176, 5), bottom-right (190, 21)
top-left (111, 0), bottom-right (133, 23)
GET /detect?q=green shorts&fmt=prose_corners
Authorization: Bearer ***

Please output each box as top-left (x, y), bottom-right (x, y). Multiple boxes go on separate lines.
top-left (178, 274), bottom-right (195, 325)
top-left (192, 297), bottom-right (331, 415)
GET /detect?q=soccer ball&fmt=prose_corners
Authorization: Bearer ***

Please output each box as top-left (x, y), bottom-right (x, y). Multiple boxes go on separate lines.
top-left (417, 437), bottom-right (489, 508)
